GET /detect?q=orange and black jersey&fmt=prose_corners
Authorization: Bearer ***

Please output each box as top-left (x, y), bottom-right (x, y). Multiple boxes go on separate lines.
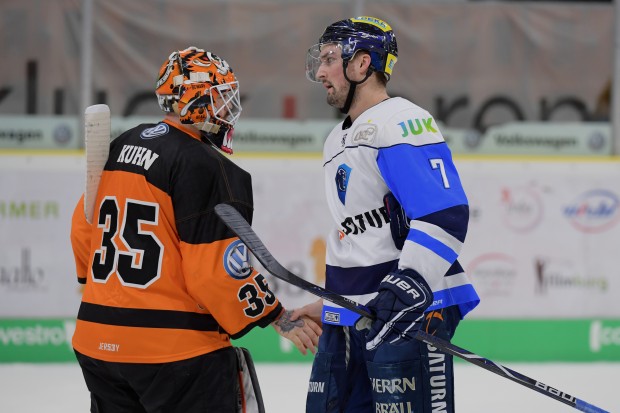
top-left (70, 119), bottom-right (282, 363)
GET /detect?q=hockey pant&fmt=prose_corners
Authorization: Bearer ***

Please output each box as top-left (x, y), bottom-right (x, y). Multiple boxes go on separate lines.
top-left (306, 305), bottom-right (461, 413)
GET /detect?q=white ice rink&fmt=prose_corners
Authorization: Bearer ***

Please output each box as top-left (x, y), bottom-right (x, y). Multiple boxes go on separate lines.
top-left (0, 362), bottom-right (616, 412)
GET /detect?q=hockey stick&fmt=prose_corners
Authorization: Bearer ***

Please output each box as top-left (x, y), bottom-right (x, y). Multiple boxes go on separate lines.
top-left (214, 203), bottom-right (373, 319)
top-left (84, 104), bottom-right (111, 224)
top-left (414, 331), bottom-right (608, 413)
top-left (214, 203), bottom-right (609, 413)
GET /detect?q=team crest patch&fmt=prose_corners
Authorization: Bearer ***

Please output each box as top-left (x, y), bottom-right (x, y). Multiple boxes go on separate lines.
top-left (335, 164), bottom-right (352, 205)
top-left (223, 240), bottom-right (253, 279)
top-left (140, 123), bottom-right (169, 139)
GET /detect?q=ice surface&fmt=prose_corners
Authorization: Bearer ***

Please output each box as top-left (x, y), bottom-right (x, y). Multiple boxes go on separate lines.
top-left (0, 362), bottom-right (616, 412)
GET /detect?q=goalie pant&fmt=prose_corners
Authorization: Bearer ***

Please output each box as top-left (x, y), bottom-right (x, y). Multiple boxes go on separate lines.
top-left (306, 306), bottom-right (460, 413)
top-left (74, 346), bottom-right (264, 412)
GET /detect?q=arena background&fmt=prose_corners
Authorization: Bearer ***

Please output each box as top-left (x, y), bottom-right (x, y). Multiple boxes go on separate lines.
top-left (1, 0), bottom-right (619, 371)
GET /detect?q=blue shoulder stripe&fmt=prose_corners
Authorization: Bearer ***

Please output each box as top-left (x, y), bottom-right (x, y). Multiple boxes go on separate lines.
top-left (377, 142), bottom-right (468, 219)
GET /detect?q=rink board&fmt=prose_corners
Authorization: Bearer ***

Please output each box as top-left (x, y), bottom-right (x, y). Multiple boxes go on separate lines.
top-left (1, 153), bottom-right (619, 362)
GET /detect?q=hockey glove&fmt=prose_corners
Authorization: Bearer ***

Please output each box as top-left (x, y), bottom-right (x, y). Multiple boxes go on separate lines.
top-left (362, 269), bottom-right (433, 351)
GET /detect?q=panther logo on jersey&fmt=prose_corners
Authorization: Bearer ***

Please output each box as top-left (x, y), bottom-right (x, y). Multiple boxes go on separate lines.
top-left (223, 240), bottom-right (253, 279)
top-left (335, 164), bottom-right (352, 205)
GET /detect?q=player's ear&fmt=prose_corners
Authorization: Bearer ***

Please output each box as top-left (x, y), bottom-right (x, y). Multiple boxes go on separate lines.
top-left (349, 51), bottom-right (372, 79)
top-left (361, 52), bottom-right (372, 71)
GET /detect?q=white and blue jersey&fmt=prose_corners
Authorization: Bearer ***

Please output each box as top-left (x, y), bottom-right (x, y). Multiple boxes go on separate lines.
top-left (322, 97), bottom-right (479, 326)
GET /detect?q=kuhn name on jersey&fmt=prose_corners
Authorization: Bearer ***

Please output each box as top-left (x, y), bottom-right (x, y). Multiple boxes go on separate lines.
top-left (116, 144), bottom-right (160, 171)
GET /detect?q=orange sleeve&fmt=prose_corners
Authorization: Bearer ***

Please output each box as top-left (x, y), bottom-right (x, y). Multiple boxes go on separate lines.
top-left (70, 195), bottom-right (92, 284)
top-left (181, 238), bottom-right (282, 339)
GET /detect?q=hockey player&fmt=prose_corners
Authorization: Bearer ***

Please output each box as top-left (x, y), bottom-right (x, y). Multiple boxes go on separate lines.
top-left (293, 17), bottom-right (480, 412)
top-left (70, 47), bottom-right (321, 413)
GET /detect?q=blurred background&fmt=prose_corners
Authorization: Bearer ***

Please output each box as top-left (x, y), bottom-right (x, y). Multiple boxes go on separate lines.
top-left (0, 0), bottom-right (618, 410)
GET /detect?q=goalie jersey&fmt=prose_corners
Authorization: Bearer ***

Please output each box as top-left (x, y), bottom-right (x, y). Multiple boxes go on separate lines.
top-left (322, 97), bottom-right (479, 326)
top-left (70, 119), bottom-right (282, 363)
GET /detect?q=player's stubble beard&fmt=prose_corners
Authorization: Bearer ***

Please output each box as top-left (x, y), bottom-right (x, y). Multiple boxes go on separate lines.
top-left (326, 81), bottom-right (350, 110)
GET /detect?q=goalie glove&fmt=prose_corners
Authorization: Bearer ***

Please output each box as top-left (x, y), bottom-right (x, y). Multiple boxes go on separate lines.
top-left (361, 269), bottom-right (433, 351)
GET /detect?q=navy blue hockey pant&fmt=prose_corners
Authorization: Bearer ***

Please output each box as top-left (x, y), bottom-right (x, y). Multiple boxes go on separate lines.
top-left (306, 305), bottom-right (461, 413)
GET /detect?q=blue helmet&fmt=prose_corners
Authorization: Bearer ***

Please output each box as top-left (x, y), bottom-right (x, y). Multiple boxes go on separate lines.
top-left (306, 16), bottom-right (398, 82)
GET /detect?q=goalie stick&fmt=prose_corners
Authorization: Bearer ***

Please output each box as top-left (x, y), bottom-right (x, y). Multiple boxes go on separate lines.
top-left (84, 104), bottom-right (111, 224)
top-left (214, 203), bottom-right (609, 413)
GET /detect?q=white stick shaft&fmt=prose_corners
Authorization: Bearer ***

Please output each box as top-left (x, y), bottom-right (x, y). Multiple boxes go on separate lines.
top-left (84, 104), bottom-right (110, 224)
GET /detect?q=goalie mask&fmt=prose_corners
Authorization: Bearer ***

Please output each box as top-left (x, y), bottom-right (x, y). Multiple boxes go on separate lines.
top-left (155, 47), bottom-right (242, 154)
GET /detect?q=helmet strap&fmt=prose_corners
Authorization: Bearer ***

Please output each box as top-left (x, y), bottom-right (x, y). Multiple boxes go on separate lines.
top-left (340, 60), bottom-right (373, 114)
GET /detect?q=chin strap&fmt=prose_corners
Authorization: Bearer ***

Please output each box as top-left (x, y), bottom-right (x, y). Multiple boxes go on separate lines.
top-left (340, 61), bottom-right (374, 114)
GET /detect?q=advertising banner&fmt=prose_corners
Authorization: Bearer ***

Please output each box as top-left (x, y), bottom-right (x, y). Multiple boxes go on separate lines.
top-left (1, 153), bottom-right (619, 362)
top-left (0, 116), bottom-right (613, 156)
top-left (443, 122), bottom-right (612, 156)
top-left (0, 116), bottom-right (79, 149)
top-left (0, 155), bottom-right (84, 317)
top-left (109, 117), bottom-right (336, 153)
top-left (458, 159), bottom-right (620, 318)
top-left (2, 154), bottom-right (620, 318)
top-left (1, 318), bottom-right (618, 363)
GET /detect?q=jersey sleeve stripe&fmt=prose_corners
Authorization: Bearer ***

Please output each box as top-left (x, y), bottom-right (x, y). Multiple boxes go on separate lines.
top-left (398, 241), bottom-right (452, 291)
top-left (408, 220), bottom-right (463, 255)
top-left (416, 206), bottom-right (469, 243)
top-left (406, 228), bottom-right (458, 263)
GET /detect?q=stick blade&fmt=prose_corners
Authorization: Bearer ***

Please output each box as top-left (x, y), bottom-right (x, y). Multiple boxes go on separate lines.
top-left (84, 104), bottom-right (111, 224)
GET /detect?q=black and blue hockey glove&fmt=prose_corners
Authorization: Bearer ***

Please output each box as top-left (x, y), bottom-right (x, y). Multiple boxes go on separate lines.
top-left (362, 268), bottom-right (433, 351)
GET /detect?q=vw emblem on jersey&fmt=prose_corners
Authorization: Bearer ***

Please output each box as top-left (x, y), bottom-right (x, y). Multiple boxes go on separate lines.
top-left (223, 240), bottom-right (253, 279)
top-left (140, 123), bottom-right (169, 139)
top-left (335, 164), bottom-right (352, 205)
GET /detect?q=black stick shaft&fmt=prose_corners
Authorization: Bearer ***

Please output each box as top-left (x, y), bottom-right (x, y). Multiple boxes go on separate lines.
top-left (214, 203), bottom-right (609, 413)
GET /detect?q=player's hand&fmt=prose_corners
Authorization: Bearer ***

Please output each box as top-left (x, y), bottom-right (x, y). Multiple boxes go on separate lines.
top-left (290, 299), bottom-right (323, 327)
top-left (272, 310), bottom-right (322, 355)
top-left (360, 269), bottom-right (432, 351)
